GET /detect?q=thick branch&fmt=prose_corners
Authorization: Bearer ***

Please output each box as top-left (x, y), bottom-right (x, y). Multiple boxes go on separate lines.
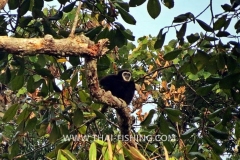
top-left (85, 57), bottom-right (133, 141)
top-left (0, 34), bottom-right (108, 57)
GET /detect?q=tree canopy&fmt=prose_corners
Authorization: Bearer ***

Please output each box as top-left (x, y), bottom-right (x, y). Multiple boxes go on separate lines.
top-left (0, 0), bottom-right (240, 159)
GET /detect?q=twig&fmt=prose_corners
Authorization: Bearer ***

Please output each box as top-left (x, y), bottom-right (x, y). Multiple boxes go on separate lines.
top-left (135, 65), bottom-right (174, 83)
top-left (161, 4), bottom-right (210, 31)
top-left (69, 1), bottom-right (82, 37)
top-left (173, 65), bottom-right (211, 106)
top-left (209, 0), bottom-right (218, 53)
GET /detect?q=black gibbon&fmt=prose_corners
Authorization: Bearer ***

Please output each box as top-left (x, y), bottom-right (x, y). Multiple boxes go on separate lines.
top-left (100, 69), bottom-right (135, 105)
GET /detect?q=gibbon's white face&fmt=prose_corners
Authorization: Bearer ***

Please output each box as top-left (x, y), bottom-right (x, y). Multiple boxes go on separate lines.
top-left (122, 71), bottom-right (131, 82)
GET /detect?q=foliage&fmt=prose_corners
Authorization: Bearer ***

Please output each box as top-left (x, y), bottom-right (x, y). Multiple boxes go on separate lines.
top-left (0, 0), bottom-right (240, 159)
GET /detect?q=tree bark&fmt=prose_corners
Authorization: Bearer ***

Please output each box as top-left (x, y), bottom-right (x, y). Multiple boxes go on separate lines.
top-left (0, 34), bottom-right (108, 57)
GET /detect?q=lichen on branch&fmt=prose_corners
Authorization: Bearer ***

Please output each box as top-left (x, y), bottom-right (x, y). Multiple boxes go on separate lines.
top-left (0, 34), bottom-right (108, 57)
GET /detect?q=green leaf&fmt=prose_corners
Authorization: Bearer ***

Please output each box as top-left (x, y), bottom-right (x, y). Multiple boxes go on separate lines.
top-left (63, 2), bottom-right (76, 13)
top-left (9, 142), bottom-right (19, 158)
top-left (19, 16), bottom-right (33, 28)
top-left (32, 6), bottom-right (44, 19)
top-left (163, 49), bottom-right (182, 60)
top-left (222, 107), bottom-right (232, 126)
top-left (61, 149), bottom-right (77, 160)
top-left (70, 73), bottom-right (78, 88)
top-left (35, 68), bottom-right (54, 79)
top-left (39, 80), bottom-right (48, 97)
top-left (205, 36), bottom-right (218, 41)
top-left (189, 141), bottom-right (198, 152)
top-left (2, 104), bottom-right (19, 122)
top-left (227, 56), bottom-right (237, 72)
top-left (193, 50), bottom-right (209, 67)
top-left (216, 31), bottom-right (230, 37)
top-left (73, 108), bottom-right (84, 127)
top-left (96, 27), bottom-right (109, 41)
top-left (85, 26), bottom-right (103, 40)
top-left (216, 53), bottom-right (226, 69)
top-left (235, 121), bottom-right (240, 139)
top-left (213, 15), bottom-right (227, 30)
top-left (95, 3), bottom-right (104, 12)
top-left (48, 11), bottom-right (63, 21)
top-left (189, 62), bottom-right (198, 74)
top-left (208, 127), bottom-right (228, 140)
top-left (196, 19), bottom-right (213, 32)
top-left (147, 0), bottom-right (161, 19)
top-left (205, 60), bottom-right (218, 74)
top-left (57, 150), bottom-right (67, 160)
top-left (203, 136), bottom-right (224, 155)
top-left (60, 69), bottom-right (73, 80)
top-left (196, 84), bottom-right (214, 96)
top-left (58, 0), bottom-right (68, 4)
top-left (154, 29), bottom-right (166, 49)
top-left (60, 124), bottom-right (69, 135)
top-left (78, 90), bottom-right (90, 103)
top-left (173, 14), bottom-right (188, 23)
top-left (3, 67), bottom-right (11, 84)
top-left (8, 0), bottom-right (19, 10)
top-left (129, 0), bottom-right (146, 7)
top-left (49, 122), bottom-right (62, 143)
top-left (207, 108), bottom-right (224, 119)
top-left (140, 109), bottom-right (155, 126)
top-left (231, 89), bottom-right (240, 103)
top-left (158, 114), bottom-right (170, 134)
top-left (221, 4), bottom-right (233, 11)
top-left (164, 108), bottom-right (182, 117)
top-left (27, 76), bottom-right (35, 93)
top-left (116, 5), bottom-right (136, 25)
top-left (181, 128), bottom-right (198, 139)
top-left (16, 107), bottom-right (30, 124)
top-left (188, 152), bottom-right (205, 160)
top-left (93, 109), bottom-right (106, 119)
top-left (119, 29), bottom-right (135, 41)
top-left (97, 55), bottom-right (110, 71)
top-left (177, 23), bottom-right (187, 39)
top-left (235, 20), bottom-right (240, 29)
top-left (34, 79), bottom-right (45, 89)
top-left (164, 108), bottom-right (181, 122)
top-left (20, 0), bottom-right (31, 16)
top-left (224, 19), bottom-right (231, 30)
top-left (69, 56), bottom-right (80, 66)
top-left (89, 142), bottom-right (97, 160)
top-left (79, 125), bottom-right (87, 134)
top-left (179, 62), bottom-right (191, 73)
top-left (163, 141), bottom-right (174, 152)
top-left (162, 0), bottom-right (174, 9)
top-left (219, 73), bottom-right (240, 89)
top-left (25, 117), bottom-right (38, 132)
top-left (36, 124), bottom-right (48, 137)
top-left (114, 29), bottom-right (127, 47)
top-left (117, 2), bottom-right (129, 12)
top-left (34, 0), bottom-right (44, 9)
top-left (186, 33), bottom-right (200, 43)
top-left (10, 75), bottom-right (24, 91)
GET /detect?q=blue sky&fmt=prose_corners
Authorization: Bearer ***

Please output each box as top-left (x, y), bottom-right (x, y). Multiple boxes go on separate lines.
top-left (43, 0), bottom-right (231, 43)
top-left (117, 0), bottom-right (231, 44)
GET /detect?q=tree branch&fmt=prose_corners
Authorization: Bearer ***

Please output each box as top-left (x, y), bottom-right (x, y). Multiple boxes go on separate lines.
top-left (70, 1), bottom-right (82, 37)
top-left (0, 34), bottom-right (108, 57)
top-left (85, 57), bottom-right (135, 146)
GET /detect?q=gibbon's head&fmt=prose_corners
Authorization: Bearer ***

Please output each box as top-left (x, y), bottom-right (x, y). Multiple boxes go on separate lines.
top-left (118, 70), bottom-right (132, 82)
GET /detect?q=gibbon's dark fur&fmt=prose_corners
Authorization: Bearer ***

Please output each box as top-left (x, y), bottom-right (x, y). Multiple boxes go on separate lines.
top-left (100, 70), bottom-right (135, 105)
